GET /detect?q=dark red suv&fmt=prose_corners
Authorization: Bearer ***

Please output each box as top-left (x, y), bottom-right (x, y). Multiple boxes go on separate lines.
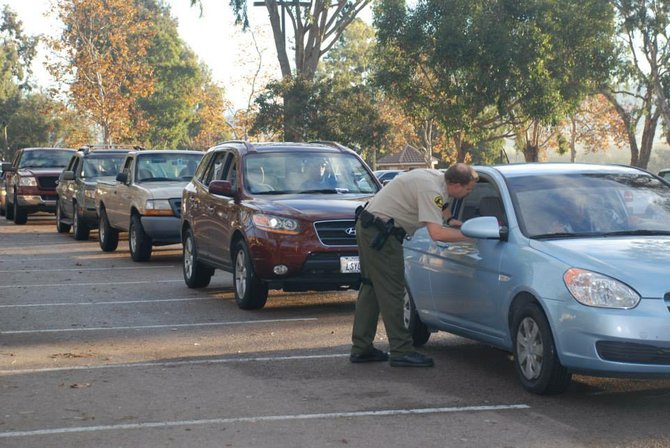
top-left (181, 141), bottom-right (381, 309)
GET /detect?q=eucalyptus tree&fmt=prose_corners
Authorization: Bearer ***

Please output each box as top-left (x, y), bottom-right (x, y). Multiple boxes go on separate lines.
top-left (374, 0), bottom-right (616, 162)
top-left (606, 0), bottom-right (670, 168)
top-left (199, 0), bottom-right (370, 141)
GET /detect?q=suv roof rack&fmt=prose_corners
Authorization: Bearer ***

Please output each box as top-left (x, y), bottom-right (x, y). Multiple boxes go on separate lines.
top-left (309, 141), bottom-right (349, 152)
top-left (218, 140), bottom-right (255, 152)
top-left (78, 144), bottom-right (141, 154)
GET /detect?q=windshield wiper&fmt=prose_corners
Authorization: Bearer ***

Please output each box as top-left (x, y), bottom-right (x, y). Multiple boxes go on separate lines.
top-left (599, 230), bottom-right (670, 236)
top-left (301, 189), bottom-right (339, 194)
top-left (531, 232), bottom-right (599, 239)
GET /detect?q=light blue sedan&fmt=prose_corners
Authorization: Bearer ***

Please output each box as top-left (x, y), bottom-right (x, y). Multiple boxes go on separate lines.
top-left (403, 163), bottom-right (670, 394)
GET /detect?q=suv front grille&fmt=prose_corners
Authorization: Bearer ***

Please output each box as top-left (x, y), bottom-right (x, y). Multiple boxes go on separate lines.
top-left (37, 176), bottom-right (59, 189)
top-left (314, 220), bottom-right (357, 246)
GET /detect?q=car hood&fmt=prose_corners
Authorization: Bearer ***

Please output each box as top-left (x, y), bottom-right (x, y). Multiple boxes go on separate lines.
top-left (142, 181), bottom-right (189, 199)
top-left (530, 237), bottom-right (670, 298)
top-left (250, 195), bottom-right (372, 220)
top-left (18, 167), bottom-right (65, 176)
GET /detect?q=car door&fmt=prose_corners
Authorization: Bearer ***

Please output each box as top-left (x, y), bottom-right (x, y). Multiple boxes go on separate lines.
top-left (108, 155), bottom-right (133, 228)
top-left (58, 155), bottom-right (78, 220)
top-left (196, 151), bottom-right (233, 262)
top-left (207, 151), bottom-right (239, 268)
top-left (425, 176), bottom-right (510, 344)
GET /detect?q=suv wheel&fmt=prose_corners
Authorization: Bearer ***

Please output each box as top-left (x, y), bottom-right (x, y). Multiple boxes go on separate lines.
top-left (233, 240), bottom-right (268, 310)
top-left (72, 202), bottom-right (90, 240)
top-left (55, 199), bottom-right (71, 233)
top-left (13, 195), bottom-right (27, 225)
top-left (98, 207), bottom-right (119, 252)
top-left (183, 227), bottom-right (213, 288)
top-left (129, 214), bottom-right (152, 262)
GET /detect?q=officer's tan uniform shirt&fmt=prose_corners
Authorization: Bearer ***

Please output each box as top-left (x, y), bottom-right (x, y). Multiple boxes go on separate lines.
top-left (366, 169), bottom-right (448, 235)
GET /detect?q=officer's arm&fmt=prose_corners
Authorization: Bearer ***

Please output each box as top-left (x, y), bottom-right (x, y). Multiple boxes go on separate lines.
top-left (425, 222), bottom-right (470, 242)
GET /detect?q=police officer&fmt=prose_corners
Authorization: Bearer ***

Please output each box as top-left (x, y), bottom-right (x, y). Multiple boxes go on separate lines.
top-left (350, 163), bottom-right (478, 367)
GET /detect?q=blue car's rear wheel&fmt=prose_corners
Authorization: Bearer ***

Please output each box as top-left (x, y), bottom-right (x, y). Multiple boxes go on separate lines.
top-left (512, 302), bottom-right (571, 395)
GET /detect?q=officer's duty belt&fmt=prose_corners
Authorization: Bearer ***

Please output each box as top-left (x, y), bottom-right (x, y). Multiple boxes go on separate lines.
top-left (358, 209), bottom-right (407, 242)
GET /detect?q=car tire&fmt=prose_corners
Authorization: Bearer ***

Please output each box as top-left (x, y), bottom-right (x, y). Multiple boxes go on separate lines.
top-left (182, 227), bottom-right (214, 288)
top-left (55, 199), bottom-right (71, 233)
top-left (403, 289), bottom-right (431, 346)
top-left (5, 195), bottom-right (14, 220)
top-left (129, 214), bottom-right (152, 262)
top-left (98, 207), bottom-right (119, 252)
top-left (72, 202), bottom-right (90, 240)
top-left (0, 200), bottom-right (4, 217)
top-left (233, 240), bottom-right (268, 310)
top-left (13, 195), bottom-right (27, 225)
top-left (511, 301), bottom-right (572, 395)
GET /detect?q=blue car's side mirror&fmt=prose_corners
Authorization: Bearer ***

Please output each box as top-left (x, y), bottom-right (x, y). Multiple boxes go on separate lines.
top-left (461, 216), bottom-right (508, 241)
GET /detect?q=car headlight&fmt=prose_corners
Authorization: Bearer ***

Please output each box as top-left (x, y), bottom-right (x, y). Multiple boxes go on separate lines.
top-left (564, 268), bottom-right (640, 309)
top-left (144, 199), bottom-right (174, 216)
top-left (18, 176), bottom-right (37, 187)
top-left (84, 188), bottom-right (96, 200)
top-left (252, 214), bottom-right (300, 234)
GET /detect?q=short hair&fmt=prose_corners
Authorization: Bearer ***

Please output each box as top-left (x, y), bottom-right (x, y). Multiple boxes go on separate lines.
top-left (444, 163), bottom-right (479, 185)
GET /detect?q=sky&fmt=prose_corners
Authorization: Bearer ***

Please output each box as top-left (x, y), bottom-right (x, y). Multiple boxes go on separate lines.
top-left (2, 0), bottom-right (286, 109)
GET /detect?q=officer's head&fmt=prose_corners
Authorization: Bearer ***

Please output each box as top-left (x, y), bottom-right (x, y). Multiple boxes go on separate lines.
top-left (444, 163), bottom-right (478, 198)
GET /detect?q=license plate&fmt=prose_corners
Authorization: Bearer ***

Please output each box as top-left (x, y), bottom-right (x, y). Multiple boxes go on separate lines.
top-left (340, 256), bottom-right (360, 273)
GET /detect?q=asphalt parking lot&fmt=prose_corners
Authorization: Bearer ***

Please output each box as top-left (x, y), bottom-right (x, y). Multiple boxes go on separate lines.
top-left (2, 215), bottom-right (670, 448)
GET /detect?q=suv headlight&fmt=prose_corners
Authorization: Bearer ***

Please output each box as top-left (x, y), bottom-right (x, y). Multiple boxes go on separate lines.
top-left (19, 176), bottom-right (37, 187)
top-left (564, 268), bottom-right (640, 309)
top-left (252, 214), bottom-right (300, 234)
top-left (144, 199), bottom-right (174, 216)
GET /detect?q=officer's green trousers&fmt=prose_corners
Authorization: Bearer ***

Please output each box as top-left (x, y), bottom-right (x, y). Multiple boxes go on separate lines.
top-left (351, 219), bottom-right (413, 358)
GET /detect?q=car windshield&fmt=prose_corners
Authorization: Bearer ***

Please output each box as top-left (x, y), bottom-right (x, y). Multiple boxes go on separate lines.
top-left (243, 152), bottom-right (379, 194)
top-left (19, 150), bottom-right (73, 168)
top-left (135, 152), bottom-right (203, 182)
top-left (509, 172), bottom-right (670, 238)
top-left (81, 154), bottom-right (127, 179)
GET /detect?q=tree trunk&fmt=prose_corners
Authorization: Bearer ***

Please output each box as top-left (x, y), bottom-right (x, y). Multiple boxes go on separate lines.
top-left (602, 89), bottom-right (640, 167)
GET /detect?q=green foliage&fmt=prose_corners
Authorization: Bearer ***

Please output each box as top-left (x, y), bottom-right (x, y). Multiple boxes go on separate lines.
top-left (374, 0), bottom-right (616, 152)
top-left (135, 0), bottom-right (204, 148)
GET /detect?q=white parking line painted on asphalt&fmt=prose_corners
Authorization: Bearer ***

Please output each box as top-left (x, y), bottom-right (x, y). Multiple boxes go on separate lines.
top-left (0, 353), bottom-right (349, 375)
top-left (0, 279), bottom-right (184, 289)
top-left (0, 265), bottom-right (175, 273)
top-left (0, 297), bottom-right (217, 308)
top-left (0, 318), bottom-right (318, 335)
top-left (0, 404), bottom-right (531, 438)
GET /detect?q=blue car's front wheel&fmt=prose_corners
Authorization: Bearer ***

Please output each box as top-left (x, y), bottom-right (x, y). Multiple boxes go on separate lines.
top-left (512, 301), bottom-right (571, 395)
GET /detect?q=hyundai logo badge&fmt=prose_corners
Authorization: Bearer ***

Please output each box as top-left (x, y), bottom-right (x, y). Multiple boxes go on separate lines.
top-left (345, 227), bottom-right (356, 236)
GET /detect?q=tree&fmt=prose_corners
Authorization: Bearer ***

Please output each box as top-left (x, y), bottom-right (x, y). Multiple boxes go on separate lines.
top-left (189, 74), bottom-right (232, 150)
top-left (374, 0), bottom-right (616, 162)
top-left (604, 0), bottom-right (670, 168)
top-left (0, 6), bottom-right (38, 159)
top-left (135, 0), bottom-right (205, 148)
top-left (200, 0), bottom-right (370, 141)
top-left (48, 0), bottom-right (156, 144)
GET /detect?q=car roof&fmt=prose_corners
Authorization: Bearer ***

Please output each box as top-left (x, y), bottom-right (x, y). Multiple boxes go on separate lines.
top-left (482, 162), bottom-right (647, 178)
top-left (21, 147), bottom-right (75, 151)
top-left (132, 149), bottom-right (203, 155)
top-left (209, 141), bottom-right (356, 156)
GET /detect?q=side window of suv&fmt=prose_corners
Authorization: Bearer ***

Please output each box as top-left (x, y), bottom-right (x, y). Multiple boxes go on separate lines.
top-left (203, 151), bottom-right (226, 186)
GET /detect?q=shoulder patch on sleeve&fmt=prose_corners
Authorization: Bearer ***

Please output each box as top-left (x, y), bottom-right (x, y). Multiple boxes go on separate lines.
top-left (434, 195), bottom-right (444, 210)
